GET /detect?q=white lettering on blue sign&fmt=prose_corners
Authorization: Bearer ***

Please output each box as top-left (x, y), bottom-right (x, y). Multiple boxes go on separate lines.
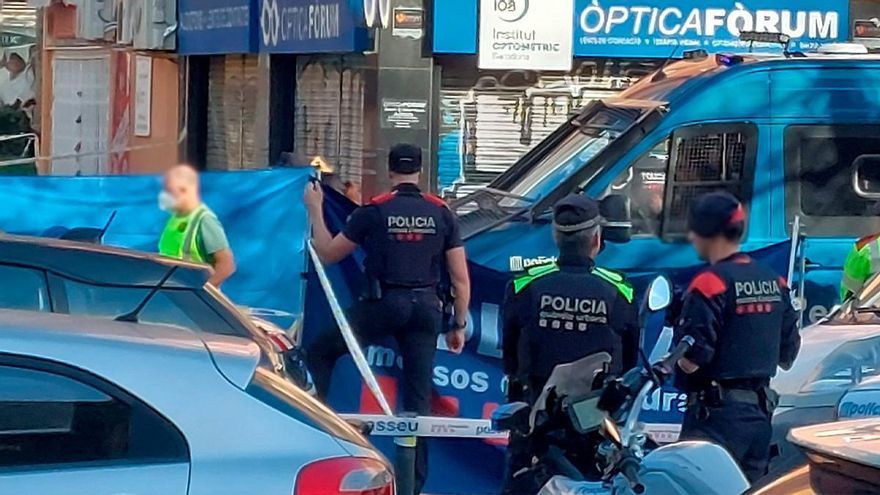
top-left (578, 2), bottom-right (838, 39)
top-left (261, 0), bottom-right (343, 47)
top-left (181, 6), bottom-right (251, 32)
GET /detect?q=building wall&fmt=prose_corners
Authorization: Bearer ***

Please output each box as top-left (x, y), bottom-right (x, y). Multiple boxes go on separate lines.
top-left (38, 1), bottom-right (180, 175)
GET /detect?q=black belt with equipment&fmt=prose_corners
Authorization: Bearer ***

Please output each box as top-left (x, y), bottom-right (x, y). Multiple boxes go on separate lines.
top-left (688, 379), bottom-right (778, 415)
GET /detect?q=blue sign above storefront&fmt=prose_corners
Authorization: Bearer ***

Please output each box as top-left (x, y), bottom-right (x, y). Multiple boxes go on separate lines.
top-left (258, 0), bottom-right (371, 54)
top-left (434, 0), bottom-right (849, 58)
top-left (179, 0), bottom-right (259, 55)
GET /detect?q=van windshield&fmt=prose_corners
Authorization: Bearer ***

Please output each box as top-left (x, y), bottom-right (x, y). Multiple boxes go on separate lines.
top-left (499, 104), bottom-right (646, 207)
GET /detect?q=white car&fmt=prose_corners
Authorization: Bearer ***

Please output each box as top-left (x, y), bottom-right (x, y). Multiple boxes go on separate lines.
top-left (0, 309), bottom-right (393, 495)
top-left (770, 275), bottom-right (880, 474)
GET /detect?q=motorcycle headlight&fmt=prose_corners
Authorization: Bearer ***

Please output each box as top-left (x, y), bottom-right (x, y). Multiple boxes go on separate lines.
top-left (603, 417), bottom-right (622, 446)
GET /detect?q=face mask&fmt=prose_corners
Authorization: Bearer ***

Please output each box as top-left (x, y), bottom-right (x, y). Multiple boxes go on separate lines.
top-left (158, 191), bottom-right (178, 212)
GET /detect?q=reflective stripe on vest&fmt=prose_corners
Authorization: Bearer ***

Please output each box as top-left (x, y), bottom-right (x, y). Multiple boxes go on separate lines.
top-left (513, 262), bottom-right (634, 303)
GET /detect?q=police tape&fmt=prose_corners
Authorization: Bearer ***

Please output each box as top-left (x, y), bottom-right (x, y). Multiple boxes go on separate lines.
top-left (308, 242), bottom-right (394, 416)
top-left (339, 414), bottom-right (508, 439)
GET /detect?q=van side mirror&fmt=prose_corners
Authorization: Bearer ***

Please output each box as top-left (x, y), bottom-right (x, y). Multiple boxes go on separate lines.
top-left (600, 194), bottom-right (631, 244)
top-left (853, 154), bottom-right (880, 199)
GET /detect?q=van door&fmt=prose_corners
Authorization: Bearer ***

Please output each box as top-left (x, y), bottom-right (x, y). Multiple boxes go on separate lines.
top-left (0, 359), bottom-right (190, 495)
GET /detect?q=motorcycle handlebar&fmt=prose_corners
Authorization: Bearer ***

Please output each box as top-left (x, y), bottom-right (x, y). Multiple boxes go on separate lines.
top-left (651, 336), bottom-right (695, 379)
top-left (618, 455), bottom-right (645, 494)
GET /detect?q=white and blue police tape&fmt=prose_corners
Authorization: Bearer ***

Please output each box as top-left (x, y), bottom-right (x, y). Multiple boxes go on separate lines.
top-left (308, 241), bottom-right (394, 416)
top-left (339, 414), bottom-right (507, 439)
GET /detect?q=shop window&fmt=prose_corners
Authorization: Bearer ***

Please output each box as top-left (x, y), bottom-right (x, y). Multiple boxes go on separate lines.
top-left (662, 124), bottom-right (757, 239)
top-left (0, 361), bottom-right (187, 469)
top-left (784, 125), bottom-right (880, 237)
top-left (609, 140), bottom-right (668, 237)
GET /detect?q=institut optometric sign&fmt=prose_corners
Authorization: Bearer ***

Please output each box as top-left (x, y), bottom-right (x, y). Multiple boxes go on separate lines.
top-left (479, 0), bottom-right (575, 71)
top-left (573, 0), bottom-right (848, 57)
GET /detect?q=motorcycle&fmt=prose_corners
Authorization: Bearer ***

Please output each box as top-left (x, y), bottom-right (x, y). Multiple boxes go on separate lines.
top-left (492, 277), bottom-right (751, 495)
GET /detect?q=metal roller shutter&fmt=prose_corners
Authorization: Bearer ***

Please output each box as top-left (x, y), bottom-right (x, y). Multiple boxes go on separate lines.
top-left (294, 56), bottom-right (366, 192)
top-left (437, 59), bottom-right (660, 198)
top-left (206, 54), bottom-right (263, 170)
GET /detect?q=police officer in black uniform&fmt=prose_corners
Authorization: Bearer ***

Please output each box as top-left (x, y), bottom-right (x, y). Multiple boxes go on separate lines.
top-left (304, 144), bottom-right (471, 494)
top-left (674, 191), bottom-right (801, 482)
top-left (500, 194), bottom-right (639, 492)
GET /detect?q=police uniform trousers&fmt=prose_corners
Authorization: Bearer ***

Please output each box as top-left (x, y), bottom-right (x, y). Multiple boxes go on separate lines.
top-left (680, 397), bottom-right (772, 483)
top-left (308, 287), bottom-right (441, 494)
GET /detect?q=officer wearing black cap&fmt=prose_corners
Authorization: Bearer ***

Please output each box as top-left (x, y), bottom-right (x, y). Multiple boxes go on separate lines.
top-left (304, 143), bottom-right (471, 494)
top-left (500, 194), bottom-right (639, 492)
top-left (673, 191), bottom-right (801, 482)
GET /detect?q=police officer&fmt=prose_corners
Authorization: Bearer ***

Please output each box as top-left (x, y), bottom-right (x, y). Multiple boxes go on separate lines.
top-left (303, 143), bottom-right (470, 495)
top-left (502, 194), bottom-right (639, 401)
top-left (500, 194), bottom-right (639, 493)
top-left (840, 228), bottom-right (880, 300)
top-left (674, 191), bottom-right (801, 483)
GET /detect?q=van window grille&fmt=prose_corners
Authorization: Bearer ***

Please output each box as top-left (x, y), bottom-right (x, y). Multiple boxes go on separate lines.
top-left (664, 128), bottom-right (755, 237)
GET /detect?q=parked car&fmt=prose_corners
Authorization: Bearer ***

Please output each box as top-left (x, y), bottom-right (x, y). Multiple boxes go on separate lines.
top-left (0, 309), bottom-right (392, 495)
top-left (0, 234), bottom-right (310, 390)
top-left (770, 271), bottom-right (880, 475)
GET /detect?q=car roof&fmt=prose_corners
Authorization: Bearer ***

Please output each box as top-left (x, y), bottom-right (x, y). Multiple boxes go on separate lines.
top-left (0, 234), bottom-right (210, 288)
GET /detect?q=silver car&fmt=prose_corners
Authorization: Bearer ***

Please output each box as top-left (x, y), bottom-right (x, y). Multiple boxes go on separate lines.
top-left (0, 309), bottom-right (393, 495)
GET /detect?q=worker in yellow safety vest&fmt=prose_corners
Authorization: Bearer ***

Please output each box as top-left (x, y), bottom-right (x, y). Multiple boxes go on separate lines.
top-left (158, 164), bottom-right (236, 287)
top-left (840, 232), bottom-right (880, 301)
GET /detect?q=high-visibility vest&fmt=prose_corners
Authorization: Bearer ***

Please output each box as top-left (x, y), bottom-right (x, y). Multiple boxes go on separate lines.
top-left (841, 233), bottom-right (880, 300)
top-left (158, 205), bottom-right (209, 263)
top-left (513, 262), bottom-right (634, 303)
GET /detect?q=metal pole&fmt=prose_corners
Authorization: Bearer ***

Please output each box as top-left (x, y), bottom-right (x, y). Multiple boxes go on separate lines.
top-left (307, 241), bottom-right (393, 416)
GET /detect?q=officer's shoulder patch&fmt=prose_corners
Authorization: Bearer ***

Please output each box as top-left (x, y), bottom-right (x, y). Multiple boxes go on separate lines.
top-left (856, 232), bottom-right (880, 250)
top-left (370, 192), bottom-right (397, 205)
top-left (514, 263), bottom-right (559, 294)
top-left (421, 193), bottom-right (448, 208)
top-left (688, 270), bottom-right (727, 297)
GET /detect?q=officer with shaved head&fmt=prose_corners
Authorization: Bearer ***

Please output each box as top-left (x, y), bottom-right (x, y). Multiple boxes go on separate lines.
top-left (158, 164), bottom-right (235, 286)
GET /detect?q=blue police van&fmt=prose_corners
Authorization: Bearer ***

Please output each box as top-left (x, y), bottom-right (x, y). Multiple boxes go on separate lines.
top-left (455, 46), bottom-right (880, 325)
top-left (449, 45), bottom-right (880, 435)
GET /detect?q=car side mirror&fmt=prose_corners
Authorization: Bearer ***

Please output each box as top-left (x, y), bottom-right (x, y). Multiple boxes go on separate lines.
top-left (600, 194), bottom-right (631, 244)
top-left (853, 154), bottom-right (880, 199)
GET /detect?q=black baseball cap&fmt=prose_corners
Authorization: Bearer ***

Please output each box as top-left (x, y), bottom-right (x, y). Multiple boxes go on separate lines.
top-left (553, 194), bottom-right (601, 233)
top-left (688, 191), bottom-right (746, 237)
top-left (389, 144), bottom-right (422, 174)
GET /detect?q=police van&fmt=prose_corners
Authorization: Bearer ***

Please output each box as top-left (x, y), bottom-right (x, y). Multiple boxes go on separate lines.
top-left (454, 41), bottom-right (880, 328)
top-left (450, 39), bottom-right (880, 442)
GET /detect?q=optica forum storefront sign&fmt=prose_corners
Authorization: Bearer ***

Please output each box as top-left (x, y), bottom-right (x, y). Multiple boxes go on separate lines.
top-left (573, 0), bottom-right (849, 57)
top-left (433, 0), bottom-right (849, 58)
top-left (259, 0), bottom-right (371, 53)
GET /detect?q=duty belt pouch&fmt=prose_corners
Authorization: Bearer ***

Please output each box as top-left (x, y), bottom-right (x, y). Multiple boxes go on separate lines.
top-left (365, 277), bottom-right (383, 301)
top-left (705, 382), bottom-right (723, 407)
top-left (760, 386), bottom-right (780, 415)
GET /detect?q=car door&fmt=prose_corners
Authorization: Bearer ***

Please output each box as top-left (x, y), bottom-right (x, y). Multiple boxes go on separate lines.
top-left (0, 357), bottom-right (190, 495)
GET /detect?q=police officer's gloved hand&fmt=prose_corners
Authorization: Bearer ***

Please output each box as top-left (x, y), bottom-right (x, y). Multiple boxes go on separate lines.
top-left (506, 375), bottom-right (525, 403)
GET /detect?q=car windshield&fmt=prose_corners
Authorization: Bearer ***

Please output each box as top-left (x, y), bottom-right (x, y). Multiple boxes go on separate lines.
top-left (498, 104), bottom-right (645, 207)
top-left (835, 273), bottom-right (880, 324)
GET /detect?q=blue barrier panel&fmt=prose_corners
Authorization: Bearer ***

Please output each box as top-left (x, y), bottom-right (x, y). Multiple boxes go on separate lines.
top-left (0, 168), bottom-right (312, 318)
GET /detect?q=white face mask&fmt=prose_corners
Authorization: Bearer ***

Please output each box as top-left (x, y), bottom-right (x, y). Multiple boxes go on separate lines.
top-left (158, 190), bottom-right (179, 212)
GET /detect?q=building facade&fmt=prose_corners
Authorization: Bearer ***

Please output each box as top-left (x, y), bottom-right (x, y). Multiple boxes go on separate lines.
top-left (34, 0), bottom-right (178, 175)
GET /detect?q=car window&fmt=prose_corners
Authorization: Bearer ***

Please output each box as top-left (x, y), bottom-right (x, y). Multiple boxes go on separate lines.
top-left (0, 265), bottom-right (49, 312)
top-left (0, 362), bottom-right (188, 469)
top-left (55, 278), bottom-right (244, 337)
